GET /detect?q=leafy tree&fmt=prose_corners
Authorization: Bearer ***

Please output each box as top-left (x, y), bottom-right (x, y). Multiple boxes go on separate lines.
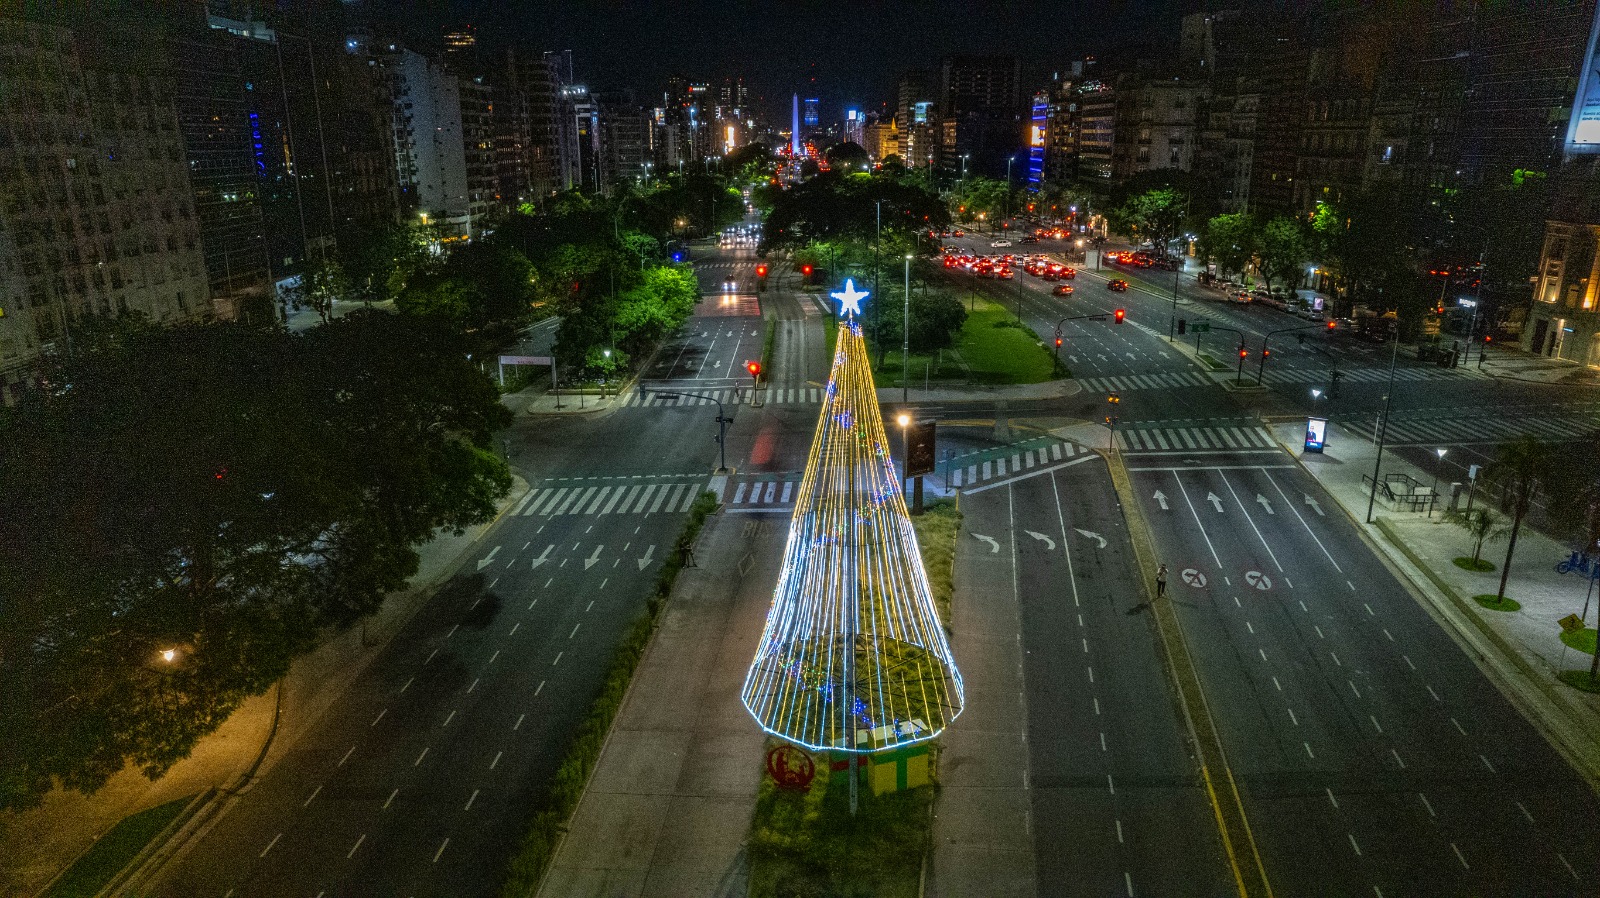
top-left (1482, 435), bottom-right (1557, 606)
top-left (1443, 507), bottom-right (1507, 568)
top-left (1198, 212), bottom-right (1259, 278)
top-left (872, 285), bottom-right (967, 354)
top-left (824, 141), bottom-right (870, 172)
top-left (290, 255), bottom-right (349, 322)
top-left (0, 315), bottom-right (510, 811)
top-left (1257, 216), bottom-right (1311, 295)
top-left (1110, 188), bottom-right (1186, 257)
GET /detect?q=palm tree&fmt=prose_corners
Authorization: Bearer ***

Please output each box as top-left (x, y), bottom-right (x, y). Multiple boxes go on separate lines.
top-left (1482, 435), bottom-right (1556, 606)
top-left (1443, 506), bottom-right (1506, 570)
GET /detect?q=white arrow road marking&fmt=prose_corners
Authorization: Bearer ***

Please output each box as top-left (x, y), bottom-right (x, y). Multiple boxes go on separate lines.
top-left (528, 545), bottom-right (554, 569)
top-left (1153, 490), bottom-right (1169, 510)
top-left (636, 544), bottom-right (656, 570)
top-left (476, 546), bottom-right (501, 571)
top-left (1245, 570), bottom-right (1273, 590)
top-left (1207, 492), bottom-right (1225, 513)
top-left (1181, 568), bottom-right (1207, 588)
top-left (1025, 530), bottom-right (1056, 550)
top-left (1256, 494), bottom-right (1275, 515)
top-left (1074, 528), bottom-right (1107, 549)
top-left (584, 545), bottom-right (604, 570)
top-left (972, 532), bottom-right (1000, 554)
top-left (1305, 494), bottom-right (1324, 516)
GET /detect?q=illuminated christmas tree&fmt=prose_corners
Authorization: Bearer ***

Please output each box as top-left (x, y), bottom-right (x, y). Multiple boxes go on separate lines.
top-left (741, 280), bottom-right (964, 754)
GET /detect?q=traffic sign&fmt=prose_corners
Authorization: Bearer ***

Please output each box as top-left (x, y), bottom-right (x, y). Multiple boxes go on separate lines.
top-left (1181, 568), bottom-right (1207, 588)
top-left (1244, 570), bottom-right (1272, 590)
top-left (1559, 613), bottom-right (1584, 633)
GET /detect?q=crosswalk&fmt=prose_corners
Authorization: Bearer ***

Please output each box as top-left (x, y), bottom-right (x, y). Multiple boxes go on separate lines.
top-left (698, 261), bottom-right (751, 271)
top-left (623, 386), bottom-right (826, 407)
top-left (1116, 424), bottom-right (1279, 453)
top-left (948, 438), bottom-right (1087, 489)
top-left (1076, 364), bottom-right (1492, 394)
top-left (1342, 415), bottom-right (1599, 447)
top-left (725, 476), bottom-right (800, 512)
top-left (512, 480), bottom-right (709, 517)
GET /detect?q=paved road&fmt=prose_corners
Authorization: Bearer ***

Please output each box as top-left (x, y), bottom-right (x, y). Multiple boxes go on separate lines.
top-left (1125, 438), bottom-right (1600, 896)
top-left (958, 444), bottom-right (1231, 897)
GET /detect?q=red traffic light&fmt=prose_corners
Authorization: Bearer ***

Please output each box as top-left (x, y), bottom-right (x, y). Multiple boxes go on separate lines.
top-left (1055, 337), bottom-right (1062, 347)
top-left (746, 361), bottom-right (762, 378)
top-left (756, 264), bottom-right (768, 277)
top-left (801, 264), bottom-right (813, 276)
top-left (1239, 348), bottom-right (1248, 358)
top-left (1114, 308), bottom-right (1125, 324)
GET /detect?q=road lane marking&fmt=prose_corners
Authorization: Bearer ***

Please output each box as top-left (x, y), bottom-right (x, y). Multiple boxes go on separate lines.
top-left (1370, 715), bottom-right (1383, 734)
top-left (1125, 872), bottom-right (1135, 897)
top-left (1272, 676), bottom-right (1282, 691)
top-left (1330, 652), bottom-right (1342, 667)
top-left (1101, 732), bottom-right (1107, 751)
top-left (447, 624), bottom-right (458, 638)
top-left (535, 680), bottom-right (545, 696)
top-left (1116, 819), bottom-right (1124, 843)
top-left (1558, 852), bottom-right (1579, 881)
top-left (491, 751), bottom-right (503, 770)
top-left (1363, 603), bottom-right (1375, 616)
top-left (1107, 774), bottom-right (1115, 794)
top-left (303, 784), bottom-right (322, 807)
top-left (338, 745), bottom-right (355, 767)
top-left (1450, 842), bottom-right (1469, 870)
top-left (553, 652), bottom-right (563, 666)
top-left (414, 747), bottom-right (429, 766)
top-left (259, 833), bottom-right (282, 858)
top-left (1087, 665), bottom-right (1095, 683)
top-left (426, 649), bottom-right (439, 664)
top-left (570, 623), bottom-right (581, 639)
top-left (1299, 600), bottom-right (1308, 612)
top-left (1287, 708), bottom-right (1298, 726)
top-left (1515, 800), bottom-right (1533, 823)
top-left (1326, 788), bottom-right (1339, 809)
top-left (1383, 628), bottom-right (1394, 641)
top-left (1391, 749), bottom-right (1405, 769)
top-left (1259, 648), bottom-right (1268, 662)
top-left (1246, 621), bottom-right (1255, 634)
top-left (468, 678), bottom-right (479, 693)
top-left (1403, 654), bottom-right (1416, 670)
top-left (585, 601), bottom-right (594, 612)
top-left (1480, 754), bottom-right (1496, 774)
top-left (401, 676), bottom-right (414, 693)
top-left (1426, 685), bottom-right (1441, 701)
top-left (384, 788), bottom-right (398, 809)
top-left (1094, 697), bottom-right (1101, 715)
top-left (433, 838), bottom-right (450, 863)
top-left (1419, 793), bottom-right (1436, 818)
top-left (469, 597), bottom-right (481, 611)
top-left (514, 714), bottom-right (525, 730)
top-left (1315, 626), bottom-right (1324, 639)
top-left (1348, 833), bottom-right (1361, 856)
top-left (371, 709), bottom-right (386, 726)
top-left (1450, 717), bottom-right (1466, 736)
top-left (1220, 472), bottom-right (1283, 571)
top-left (1082, 638), bottom-right (1090, 654)
top-left (1171, 472), bottom-right (1223, 566)
top-left (464, 789), bottom-right (480, 811)
top-left (1304, 742), bottom-right (1315, 759)
top-left (347, 833), bottom-right (366, 859)
top-left (1349, 680), bottom-right (1361, 698)
top-left (1348, 580), bottom-right (1356, 591)
top-left (1263, 470), bottom-right (1342, 572)
top-left (510, 623), bottom-right (520, 636)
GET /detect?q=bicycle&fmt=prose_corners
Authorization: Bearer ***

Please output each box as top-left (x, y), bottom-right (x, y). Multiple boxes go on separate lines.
top-left (1557, 551), bottom-right (1595, 576)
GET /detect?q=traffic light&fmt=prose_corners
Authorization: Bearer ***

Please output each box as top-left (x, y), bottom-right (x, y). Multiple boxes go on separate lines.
top-left (1327, 320), bottom-right (1336, 330)
top-left (1177, 318), bottom-right (1187, 336)
top-left (756, 263), bottom-right (768, 278)
top-left (1114, 308), bottom-right (1125, 324)
top-left (1106, 392), bottom-right (1121, 405)
top-left (1239, 346), bottom-right (1248, 359)
top-left (1055, 336), bottom-right (1063, 348)
top-left (1262, 348), bottom-right (1271, 359)
top-left (745, 360), bottom-right (762, 383)
top-left (801, 264), bottom-right (813, 277)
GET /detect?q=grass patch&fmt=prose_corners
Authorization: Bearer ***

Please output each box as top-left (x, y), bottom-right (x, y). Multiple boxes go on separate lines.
top-left (1560, 627), bottom-right (1597, 654)
top-left (911, 500), bottom-right (961, 635)
top-left (501, 492), bottom-right (720, 897)
top-left (1473, 593), bottom-right (1522, 613)
top-left (872, 297), bottom-right (1053, 387)
top-left (1452, 556), bottom-right (1496, 572)
top-left (1557, 670), bottom-right (1600, 693)
top-left (44, 794), bottom-right (195, 898)
top-left (747, 762), bottom-right (935, 898)
top-left (1195, 352), bottom-right (1230, 371)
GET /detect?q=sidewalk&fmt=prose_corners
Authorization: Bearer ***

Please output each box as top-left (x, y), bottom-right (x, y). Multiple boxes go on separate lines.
top-left (1265, 420), bottom-right (1600, 784)
top-left (537, 509), bottom-right (770, 898)
top-left (1, 476), bottom-right (531, 898)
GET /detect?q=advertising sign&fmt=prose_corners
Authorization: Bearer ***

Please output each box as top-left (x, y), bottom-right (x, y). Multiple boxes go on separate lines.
top-left (1568, 5), bottom-right (1600, 152)
top-left (906, 420), bottom-right (937, 478)
top-left (1305, 417), bottom-right (1328, 453)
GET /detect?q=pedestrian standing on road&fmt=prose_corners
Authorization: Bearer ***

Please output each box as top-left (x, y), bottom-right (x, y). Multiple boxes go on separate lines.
top-left (1155, 564), bottom-right (1168, 598)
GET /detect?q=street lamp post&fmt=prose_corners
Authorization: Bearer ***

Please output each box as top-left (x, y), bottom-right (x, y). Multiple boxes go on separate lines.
top-left (1364, 332), bottom-right (1403, 524)
top-left (1169, 253), bottom-right (1182, 342)
top-left (1431, 448), bottom-right (1448, 516)
top-left (903, 254), bottom-right (912, 403)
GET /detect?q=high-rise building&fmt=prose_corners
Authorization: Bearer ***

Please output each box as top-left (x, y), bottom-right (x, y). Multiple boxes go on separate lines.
top-left (596, 89), bottom-right (652, 185)
top-left (386, 48), bottom-right (471, 238)
top-left (940, 55), bottom-right (1022, 178)
top-left (1110, 78), bottom-right (1205, 181)
top-left (498, 49), bottom-right (563, 202)
top-left (843, 108), bottom-right (864, 146)
top-left (0, 18), bottom-right (211, 399)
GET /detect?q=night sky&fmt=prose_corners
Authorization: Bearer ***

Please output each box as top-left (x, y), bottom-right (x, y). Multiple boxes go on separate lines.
top-left (384, 0), bottom-right (1187, 121)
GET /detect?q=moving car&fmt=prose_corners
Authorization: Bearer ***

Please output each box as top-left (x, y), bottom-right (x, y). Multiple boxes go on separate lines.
top-left (991, 239), bottom-right (1013, 247)
top-left (1108, 279), bottom-right (1129, 292)
top-left (1052, 284), bottom-right (1075, 295)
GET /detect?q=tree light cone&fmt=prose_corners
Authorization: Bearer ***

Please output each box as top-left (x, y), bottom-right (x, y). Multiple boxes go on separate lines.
top-left (741, 320), bottom-right (964, 753)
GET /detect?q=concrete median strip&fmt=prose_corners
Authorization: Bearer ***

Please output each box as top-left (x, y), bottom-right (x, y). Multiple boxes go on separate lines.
top-left (1107, 450), bottom-right (1274, 898)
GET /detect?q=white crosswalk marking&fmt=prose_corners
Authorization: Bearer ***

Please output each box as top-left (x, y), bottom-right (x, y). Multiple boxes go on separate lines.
top-left (732, 482), bottom-right (748, 503)
top-left (678, 487), bottom-right (699, 512)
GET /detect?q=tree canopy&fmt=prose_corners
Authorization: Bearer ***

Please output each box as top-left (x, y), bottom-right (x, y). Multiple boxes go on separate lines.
top-left (0, 314), bottom-right (511, 810)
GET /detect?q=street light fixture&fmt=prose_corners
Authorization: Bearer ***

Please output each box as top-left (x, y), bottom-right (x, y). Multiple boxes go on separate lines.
top-left (1431, 448), bottom-right (1449, 512)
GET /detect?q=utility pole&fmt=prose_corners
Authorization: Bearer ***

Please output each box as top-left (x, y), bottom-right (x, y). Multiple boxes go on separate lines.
top-left (1365, 332), bottom-right (1402, 524)
top-left (903, 254), bottom-right (912, 402)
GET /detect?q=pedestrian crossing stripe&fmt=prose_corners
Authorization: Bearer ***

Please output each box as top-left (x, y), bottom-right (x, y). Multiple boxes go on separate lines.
top-left (1115, 425), bottom-right (1277, 452)
top-left (520, 480), bottom-right (709, 516)
top-left (1343, 416), bottom-right (1598, 446)
top-left (1075, 364), bottom-right (1491, 393)
top-left (948, 440), bottom-right (1081, 487)
top-left (729, 479), bottom-right (797, 506)
top-left (623, 387), bottom-right (827, 407)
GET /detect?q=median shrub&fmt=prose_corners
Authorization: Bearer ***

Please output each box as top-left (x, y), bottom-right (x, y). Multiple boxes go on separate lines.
top-left (500, 491), bottom-right (719, 896)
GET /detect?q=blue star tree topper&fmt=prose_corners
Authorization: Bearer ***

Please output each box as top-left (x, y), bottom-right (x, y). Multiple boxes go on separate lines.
top-left (831, 279), bottom-right (869, 318)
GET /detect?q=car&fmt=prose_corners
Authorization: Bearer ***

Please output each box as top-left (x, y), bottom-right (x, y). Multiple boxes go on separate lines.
top-left (997, 268), bottom-right (1014, 279)
top-left (952, 229), bottom-right (965, 237)
top-left (1108, 279), bottom-right (1129, 292)
top-left (1052, 284), bottom-right (1075, 295)
top-left (1020, 236), bottom-right (1039, 244)
top-left (991, 239), bottom-right (1013, 247)
top-left (723, 280), bottom-right (738, 291)
top-left (1231, 291), bottom-right (1253, 303)
top-left (1059, 267), bottom-right (1077, 279)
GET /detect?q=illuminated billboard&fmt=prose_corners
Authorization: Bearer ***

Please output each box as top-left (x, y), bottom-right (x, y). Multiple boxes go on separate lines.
top-left (1567, 4), bottom-right (1600, 152)
top-left (914, 101), bottom-right (931, 124)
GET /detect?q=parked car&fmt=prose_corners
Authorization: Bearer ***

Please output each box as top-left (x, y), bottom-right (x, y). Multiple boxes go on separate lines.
top-left (1108, 279), bottom-right (1129, 292)
top-left (1052, 284), bottom-right (1075, 295)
